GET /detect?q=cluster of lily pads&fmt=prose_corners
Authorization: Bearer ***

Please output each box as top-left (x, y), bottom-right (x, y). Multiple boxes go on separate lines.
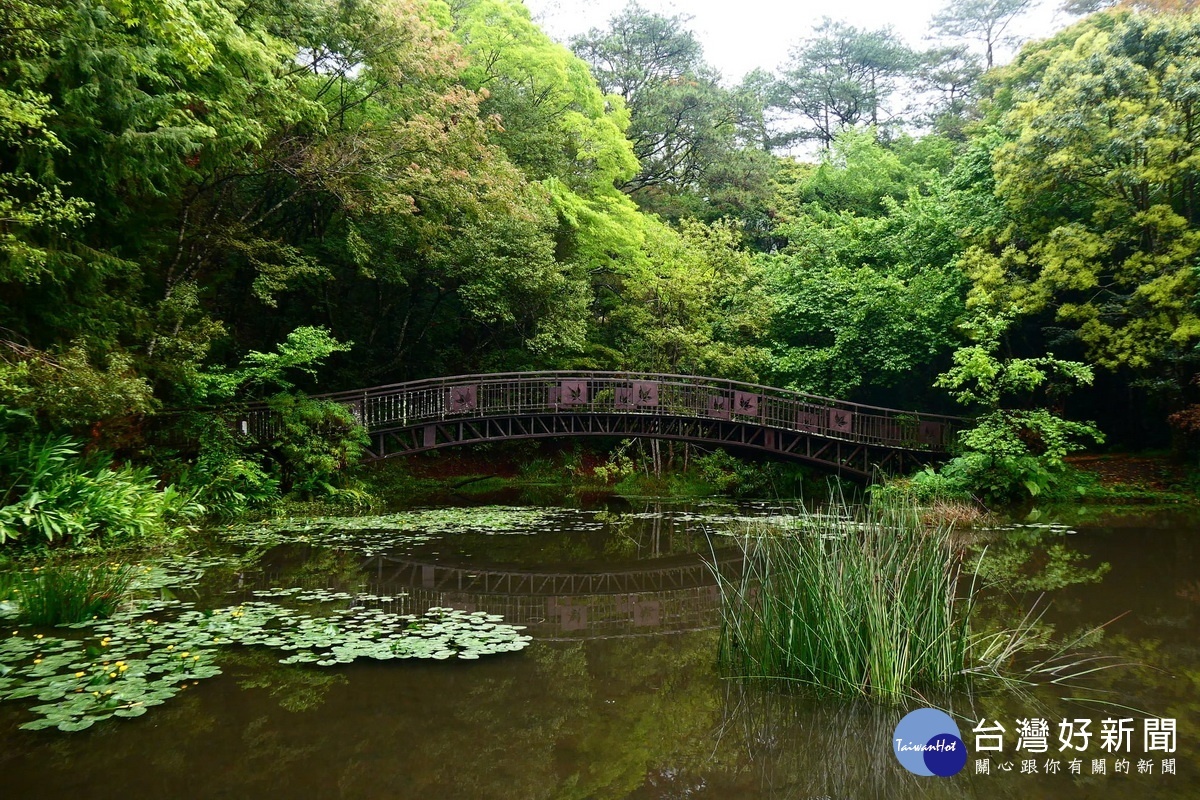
top-left (223, 506), bottom-right (575, 555)
top-left (0, 556), bottom-right (532, 732)
top-left (981, 521), bottom-right (1079, 535)
top-left (614, 507), bottom-right (868, 536)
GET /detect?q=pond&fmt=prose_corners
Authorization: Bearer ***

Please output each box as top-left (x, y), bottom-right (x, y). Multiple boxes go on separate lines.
top-left (1, 499), bottom-right (1197, 799)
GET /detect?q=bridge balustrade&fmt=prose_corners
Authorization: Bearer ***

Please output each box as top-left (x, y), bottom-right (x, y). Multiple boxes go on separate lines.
top-left (235, 371), bottom-right (965, 473)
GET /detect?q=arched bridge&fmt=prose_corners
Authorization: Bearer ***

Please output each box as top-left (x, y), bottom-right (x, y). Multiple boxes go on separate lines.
top-left (237, 371), bottom-right (965, 478)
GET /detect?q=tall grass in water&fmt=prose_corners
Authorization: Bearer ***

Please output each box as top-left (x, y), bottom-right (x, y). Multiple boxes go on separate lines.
top-left (11, 564), bottom-right (136, 626)
top-left (715, 503), bottom-right (973, 702)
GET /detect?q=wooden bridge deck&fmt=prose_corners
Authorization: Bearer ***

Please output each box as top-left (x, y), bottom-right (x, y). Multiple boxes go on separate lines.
top-left (237, 371), bottom-right (965, 477)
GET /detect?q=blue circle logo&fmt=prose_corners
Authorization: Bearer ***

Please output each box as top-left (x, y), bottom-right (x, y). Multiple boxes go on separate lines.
top-left (893, 708), bottom-right (967, 777)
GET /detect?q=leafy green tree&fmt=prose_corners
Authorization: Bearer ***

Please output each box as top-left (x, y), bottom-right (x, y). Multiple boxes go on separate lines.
top-left (930, 0), bottom-right (1036, 69)
top-left (571, 2), bottom-right (773, 221)
top-left (915, 45), bottom-right (984, 137)
top-left (773, 20), bottom-right (919, 148)
top-left (967, 12), bottom-right (1200, 386)
top-left (928, 312), bottom-right (1104, 501)
top-left (450, 0), bottom-right (637, 192)
top-left (0, 0), bottom-right (90, 277)
top-left (602, 219), bottom-right (772, 380)
top-left (763, 130), bottom-right (966, 402)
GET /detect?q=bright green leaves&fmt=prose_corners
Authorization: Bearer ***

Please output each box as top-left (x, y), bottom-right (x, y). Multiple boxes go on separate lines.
top-left (197, 327), bottom-right (351, 402)
top-left (764, 131), bottom-right (967, 400)
top-left (936, 341), bottom-right (1096, 408)
top-left (104, 0), bottom-right (222, 73)
top-left (958, 410), bottom-right (1103, 468)
top-left (982, 11), bottom-right (1200, 372)
top-left (601, 218), bottom-right (772, 379)
top-left (767, 263), bottom-right (963, 398)
top-left (0, 1), bottom-right (92, 278)
top-left (931, 312), bottom-right (1103, 501)
top-left (451, 0), bottom-right (637, 191)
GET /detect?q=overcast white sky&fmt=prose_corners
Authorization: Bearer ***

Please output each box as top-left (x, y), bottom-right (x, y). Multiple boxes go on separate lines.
top-left (523, 0), bottom-right (1071, 84)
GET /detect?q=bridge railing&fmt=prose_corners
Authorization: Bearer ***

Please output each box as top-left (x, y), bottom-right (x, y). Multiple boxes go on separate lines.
top-left (238, 371), bottom-right (966, 453)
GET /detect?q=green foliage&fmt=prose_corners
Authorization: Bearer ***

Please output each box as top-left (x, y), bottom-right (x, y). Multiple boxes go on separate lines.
top-left (0, 342), bottom-right (155, 432)
top-left (928, 313), bottom-right (1104, 502)
top-left (592, 441), bottom-right (638, 484)
top-left (570, 3), bottom-right (774, 222)
top-left (0, 0), bottom-right (1193, 489)
top-left (196, 327), bottom-right (352, 402)
top-left (772, 20), bottom-right (919, 147)
top-left (178, 417), bottom-right (281, 518)
top-left (0, 432), bottom-right (203, 547)
top-left (262, 393), bottom-right (370, 497)
top-left (934, 312), bottom-right (1097, 408)
top-left (766, 260), bottom-right (964, 398)
top-left (9, 564), bottom-right (136, 626)
top-left (599, 218), bottom-right (773, 379)
top-left (974, 11), bottom-right (1200, 376)
top-left (692, 450), bottom-right (785, 498)
top-left (764, 131), bottom-right (967, 399)
top-left (451, 0), bottom-right (637, 192)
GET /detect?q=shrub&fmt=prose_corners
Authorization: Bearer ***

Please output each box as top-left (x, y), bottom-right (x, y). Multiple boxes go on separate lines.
top-left (178, 417), bottom-right (281, 518)
top-left (693, 449), bottom-right (793, 497)
top-left (264, 393), bottom-right (371, 496)
top-left (0, 433), bottom-right (203, 547)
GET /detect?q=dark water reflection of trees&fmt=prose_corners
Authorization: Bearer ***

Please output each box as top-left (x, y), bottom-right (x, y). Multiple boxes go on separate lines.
top-left (1, 508), bottom-right (1198, 799)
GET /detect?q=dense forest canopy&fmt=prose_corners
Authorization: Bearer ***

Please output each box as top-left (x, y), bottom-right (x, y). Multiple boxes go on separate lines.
top-left (1, 0), bottom-right (1198, 515)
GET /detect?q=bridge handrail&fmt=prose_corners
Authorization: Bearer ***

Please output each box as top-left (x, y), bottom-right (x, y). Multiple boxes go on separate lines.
top-left (236, 370), bottom-right (967, 454)
top-left (245, 370), bottom-right (966, 421)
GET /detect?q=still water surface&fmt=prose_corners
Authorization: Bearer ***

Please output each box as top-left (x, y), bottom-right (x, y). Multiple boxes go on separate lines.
top-left (2, 499), bottom-right (1197, 799)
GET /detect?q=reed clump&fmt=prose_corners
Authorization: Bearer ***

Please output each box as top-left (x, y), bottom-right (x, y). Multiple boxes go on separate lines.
top-left (10, 564), bottom-right (136, 626)
top-left (716, 503), bottom-right (973, 702)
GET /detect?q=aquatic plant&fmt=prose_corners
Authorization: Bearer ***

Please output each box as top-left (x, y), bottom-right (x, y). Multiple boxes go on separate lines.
top-left (0, 554), bottom-right (533, 732)
top-left (715, 503), bottom-right (971, 701)
top-left (10, 564), bottom-right (137, 626)
top-left (713, 503), bottom-right (1119, 702)
top-left (224, 506), bottom-right (573, 555)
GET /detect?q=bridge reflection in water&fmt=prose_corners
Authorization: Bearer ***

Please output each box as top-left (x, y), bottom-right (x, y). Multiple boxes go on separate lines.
top-left (238, 371), bottom-right (966, 477)
top-left (253, 547), bottom-right (744, 642)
